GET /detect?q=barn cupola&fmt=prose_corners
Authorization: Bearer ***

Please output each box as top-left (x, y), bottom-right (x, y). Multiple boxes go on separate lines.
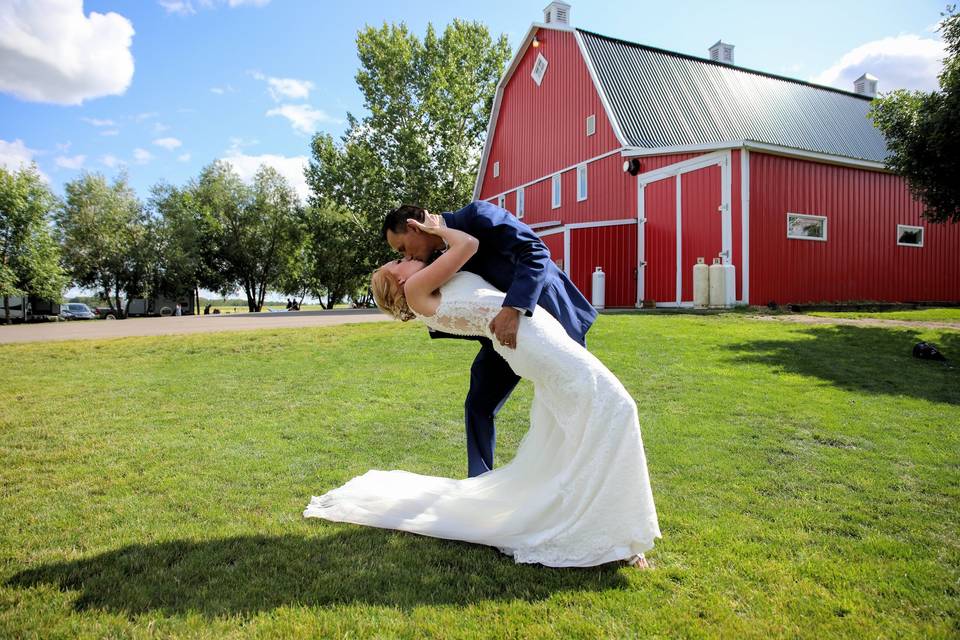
top-left (543, 1), bottom-right (572, 25)
top-left (853, 73), bottom-right (879, 98)
top-left (709, 40), bottom-right (735, 65)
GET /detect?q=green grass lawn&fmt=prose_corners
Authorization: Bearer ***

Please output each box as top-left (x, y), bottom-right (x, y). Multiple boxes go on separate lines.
top-left (1, 315), bottom-right (958, 638)
top-left (808, 307), bottom-right (960, 323)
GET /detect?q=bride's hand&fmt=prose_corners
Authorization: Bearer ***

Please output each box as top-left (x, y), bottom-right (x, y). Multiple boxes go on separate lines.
top-left (406, 217), bottom-right (442, 236)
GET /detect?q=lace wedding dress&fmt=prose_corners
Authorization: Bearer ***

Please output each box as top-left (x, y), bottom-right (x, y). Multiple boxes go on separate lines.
top-left (304, 272), bottom-right (661, 567)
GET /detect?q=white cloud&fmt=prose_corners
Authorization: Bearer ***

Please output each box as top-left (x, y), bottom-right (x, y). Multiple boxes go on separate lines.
top-left (133, 111), bottom-right (158, 122)
top-left (811, 34), bottom-right (946, 93)
top-left (153, 122), bottom-right (171, 133)
top-left (153, 137), bottom-right (182, 150)
top-left (0, 0), bottom-right (134, 105)
top-left (55, 154), bottom-right (86, 170)
top-left (177, 153), bottom-right (192, 162)
top-left (221, 151), bottom-right (309, 202)
top-left (101, 154), bottom-right (121, 168)
top-left (100, 129), bottom-right (120, 136)
top-left (133, 148), bottom-right (153, 164)
top-left (82, 117), bottom-right (117, 127)
top-left (160, 0), bottom-right (270, 14)
top-left (0, 139), bottom-right (47, 180)
top-left (267, 104), bottom-right (337, 135)
top-left (252, 71), bottom-right (314, 101)
top-left (158, 0), bottom-right (195, 15)
top-left (210, 84), bottom-right (236, 95)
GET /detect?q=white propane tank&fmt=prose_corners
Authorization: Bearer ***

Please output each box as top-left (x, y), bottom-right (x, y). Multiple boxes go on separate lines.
top-left (591, 266), bottom-right (606, 310)
top-left (693, 257), bottom-right (709, 308)
top-left (708, 257), bottom-right (726, 308)
top-left (723, 262), bottom-right (737, 307)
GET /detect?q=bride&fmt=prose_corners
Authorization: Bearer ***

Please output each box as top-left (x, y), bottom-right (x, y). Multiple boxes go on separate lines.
top-left (304, 219), bottom-right (661, 568)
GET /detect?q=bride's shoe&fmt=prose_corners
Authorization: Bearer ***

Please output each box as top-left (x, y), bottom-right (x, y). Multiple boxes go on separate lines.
top-left (625, 554), bottom-right (650, 569)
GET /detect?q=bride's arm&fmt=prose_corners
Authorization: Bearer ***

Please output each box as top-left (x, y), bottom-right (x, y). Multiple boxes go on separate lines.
top-left (404, 220), bottom-right (478, 315)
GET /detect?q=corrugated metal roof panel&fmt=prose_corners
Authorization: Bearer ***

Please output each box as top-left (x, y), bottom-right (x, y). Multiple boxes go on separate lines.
top-left (578, 30), bottom-right (889, 163)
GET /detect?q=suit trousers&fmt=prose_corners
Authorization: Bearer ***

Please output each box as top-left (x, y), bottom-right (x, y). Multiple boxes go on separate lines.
top-left (465, 338), bottom-right (521, 477)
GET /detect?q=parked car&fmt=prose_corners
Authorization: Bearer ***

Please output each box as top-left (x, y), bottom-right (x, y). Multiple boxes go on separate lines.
top-left (62, 302), bottom-right (96, 320)
top-left (94, 306), bottom-right (123, 320)
top-left (58, 307), bottom-right (74, 321)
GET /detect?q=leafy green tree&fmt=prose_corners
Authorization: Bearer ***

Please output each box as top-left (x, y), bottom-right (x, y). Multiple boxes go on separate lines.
top-left (306, 19), bottom-right (510, 273)
top-left (300, 205), bottom-right (370, 309)
top-left (0, 164), bottom-right (68, 323)
top-left (193, 161), bottom-right (303, 312)
top-left (149, 182), bottom-right (232, 310)
top-left (870, 6), bottom-right (960, 223)
top-left (57, 172), bottom-right (151, 315)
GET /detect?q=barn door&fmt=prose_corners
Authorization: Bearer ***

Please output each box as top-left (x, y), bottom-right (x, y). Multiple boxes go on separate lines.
top-left (637, 152), bottom-right (732, 306)
top-left (680, 164), bottom-right (723, 302)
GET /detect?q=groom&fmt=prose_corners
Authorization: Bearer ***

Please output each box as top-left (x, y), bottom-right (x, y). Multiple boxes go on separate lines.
top-left (382, 201), bottom-right (597, 477)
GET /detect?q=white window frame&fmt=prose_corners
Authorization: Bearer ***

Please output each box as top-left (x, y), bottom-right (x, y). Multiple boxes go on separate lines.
top-left (896, 224), bottom-right (924, 247)
top-left (576, 164), bottom-right (587, 201)
top-left (531, 53), bottom-right (548, 86)
top-left (497, 193), bottom-right (505, 209)
top-left (551, 173), bottom-right (561, 209)
top-left (586, 114), bottom-right (596, 136)
top-left (493, 161), bottom-right (500, 178)
top-left (786, 212), bottom-right (828, 242)
top-left (516, 186), bottom-right (525, 219)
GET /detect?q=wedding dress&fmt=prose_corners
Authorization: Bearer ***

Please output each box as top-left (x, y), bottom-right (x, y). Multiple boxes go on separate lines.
top-left (304, 272), bottom-right (661, 567)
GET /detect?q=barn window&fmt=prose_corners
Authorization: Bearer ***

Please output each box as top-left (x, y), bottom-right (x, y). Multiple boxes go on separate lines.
top-left (577, 164), bottom-right (587, 201)
top-left (493, 161), bottom-right (500, 178)
top-left (586, 114), bottom-right (596, 136)
top-left (787, 213), bottom-right (827, 241)
top-left (517, 187), bottom-right (525, 219)
top-left (497, 193), bottom-right (505, 209)
top-left (552, 173), bottom-right (561, 209)
top-left (897, 224), bottom-right (924, 247)
top-left (531, 53), bottom-right (548, 86)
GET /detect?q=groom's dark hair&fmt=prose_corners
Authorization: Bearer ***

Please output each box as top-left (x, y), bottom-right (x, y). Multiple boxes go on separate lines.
top-left (381, 204), bottom-right (428, 240)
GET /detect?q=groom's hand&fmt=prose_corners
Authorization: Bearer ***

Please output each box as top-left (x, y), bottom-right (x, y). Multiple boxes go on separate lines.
top-left (490, 307), bottom-right (520, 349)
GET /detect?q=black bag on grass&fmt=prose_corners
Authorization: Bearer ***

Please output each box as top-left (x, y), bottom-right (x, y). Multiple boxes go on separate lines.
top-left (912, 342), bottom-right (947, 361)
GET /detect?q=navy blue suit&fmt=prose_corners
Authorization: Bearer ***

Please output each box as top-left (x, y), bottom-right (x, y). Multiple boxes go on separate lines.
top-left (432, 201), bottom-right (597, 477)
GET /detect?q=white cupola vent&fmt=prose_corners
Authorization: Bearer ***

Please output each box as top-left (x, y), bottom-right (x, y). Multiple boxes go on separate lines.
top-left (854, 73), bottom-right (879, 98)
top-left (709, 40), bottom-right (735, 65)
top-left (543, 1), bottom-right (572, 25)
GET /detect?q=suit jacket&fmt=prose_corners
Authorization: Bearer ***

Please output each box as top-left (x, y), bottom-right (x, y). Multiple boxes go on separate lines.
top-left (429, 200), bottom-right (596, 344)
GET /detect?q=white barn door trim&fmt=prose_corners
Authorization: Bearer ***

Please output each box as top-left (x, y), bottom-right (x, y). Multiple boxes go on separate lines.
top-left (635, 150), bottom-right (733, 307)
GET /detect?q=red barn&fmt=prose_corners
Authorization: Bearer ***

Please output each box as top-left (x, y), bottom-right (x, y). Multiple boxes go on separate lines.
top-left (474, 2), bottom-right (960, 308)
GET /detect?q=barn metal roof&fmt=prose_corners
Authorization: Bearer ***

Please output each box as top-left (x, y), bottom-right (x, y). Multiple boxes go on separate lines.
top-left (577, 29), bottom-right (890, 163)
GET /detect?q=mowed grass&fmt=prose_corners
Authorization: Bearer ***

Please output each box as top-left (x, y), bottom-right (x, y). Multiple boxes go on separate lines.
top-left (808, 307), bottom-right (960, 323)
top-left (1, 314), bottom-right (958, 638)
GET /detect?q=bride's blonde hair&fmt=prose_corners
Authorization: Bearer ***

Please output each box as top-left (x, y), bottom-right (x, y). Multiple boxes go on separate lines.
top-left (371, 266), bottom-right (416, 321)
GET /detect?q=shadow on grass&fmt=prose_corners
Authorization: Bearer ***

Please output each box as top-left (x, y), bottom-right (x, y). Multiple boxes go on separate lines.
top-left (6, 528), bottom-right (628, 616)
top-left (724, 324), bottom-right (960, 405)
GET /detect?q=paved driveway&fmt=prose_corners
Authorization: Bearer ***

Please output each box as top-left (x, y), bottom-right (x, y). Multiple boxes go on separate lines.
top-left (0, 310), bottom-right (392, 344)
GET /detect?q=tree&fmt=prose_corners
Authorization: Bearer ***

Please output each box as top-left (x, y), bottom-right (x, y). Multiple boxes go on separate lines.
top-left (870, 6), bottom-right (960, 223)
top-left (0, 164), bottom-right (68, 323)
top-left (149, 182), bottom-right (232, 311)
top-left (306, 19), bottom-right (511, 274)
top-left (299, 205), bottom-right (370, 309)
top-left (193, 161), bottom-right (303, 312)
top-left (57, 172), bottom-right (149, 314)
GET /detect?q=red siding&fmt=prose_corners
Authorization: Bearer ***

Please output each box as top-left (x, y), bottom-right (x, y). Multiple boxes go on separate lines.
top-left (478, 28), bottom-right (620, 201)
top-left (570, 225), bottom-right (637, 308)
top-left (749, 153), bottom-right (960, 304)
top-left (730, 150), bottom-right (743, 302)
top-left (541, 231), bottom-right (564, 267)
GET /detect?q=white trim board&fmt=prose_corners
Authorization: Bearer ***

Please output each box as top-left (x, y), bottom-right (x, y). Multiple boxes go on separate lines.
top-left (622, 140), bottom-right (887, 172)
top-left (740, 149), bottom-right (750, 305)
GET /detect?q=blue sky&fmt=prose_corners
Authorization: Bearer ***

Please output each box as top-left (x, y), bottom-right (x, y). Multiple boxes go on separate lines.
top-left (0, 0), bottom-right (948, 205)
